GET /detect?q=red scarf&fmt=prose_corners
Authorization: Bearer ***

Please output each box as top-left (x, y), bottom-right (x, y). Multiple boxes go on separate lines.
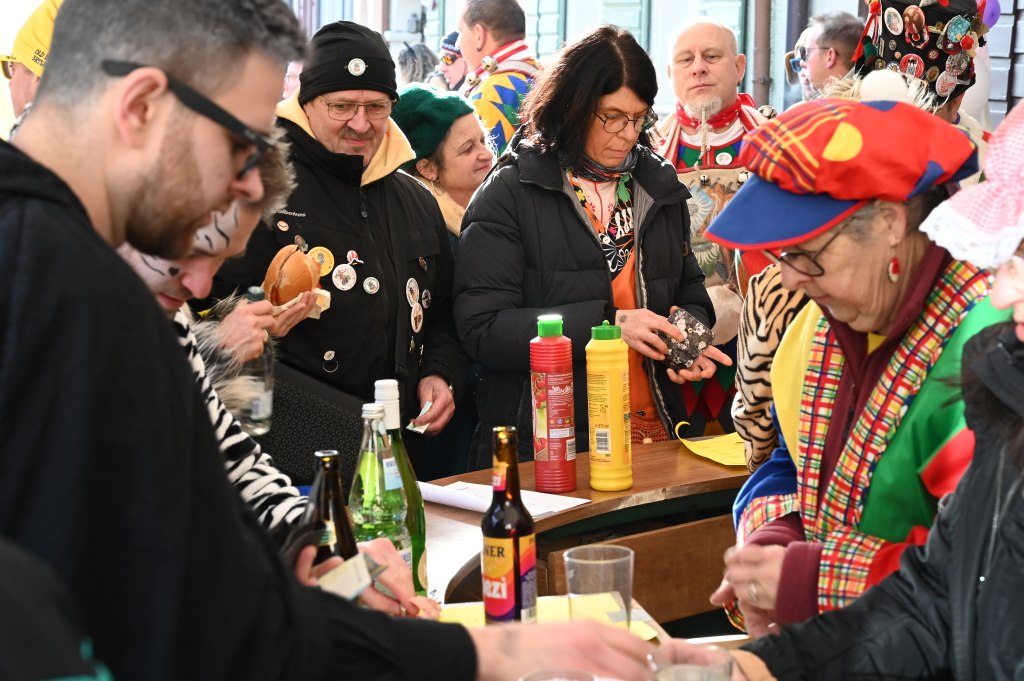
top-left (675, 93), bottom-right (757, 129)
top-left (468, 40), bottom-right (530, 79)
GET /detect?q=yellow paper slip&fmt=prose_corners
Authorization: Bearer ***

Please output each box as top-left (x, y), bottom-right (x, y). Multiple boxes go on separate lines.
top-left (439, 594), bottom-right (659, 640)
top-left (681, 432), bottom-right (748, 467)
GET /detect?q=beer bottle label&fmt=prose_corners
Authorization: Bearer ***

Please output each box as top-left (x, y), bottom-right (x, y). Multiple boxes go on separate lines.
top-left (318, 521), bottom-right (336, 550)
top-left (519, 533), bottom-right (537, 623)
top-left (491, 459), bottom-right (508, 491)
top-left (482, 536), bottom-right (515, 622)
top-left (482, 534), bottom-right (537, 623)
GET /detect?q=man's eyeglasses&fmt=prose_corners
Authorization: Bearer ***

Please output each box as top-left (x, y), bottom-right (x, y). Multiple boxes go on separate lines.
top-left (796, 46), bottom-right (830, 61)
top-left (320, 97), bottom-right (396, 122)
top-left (788, 57), bottom-right (803, 73)
top-left (101, 60), bottom-right (270, 179)
top-left (763, 228), bottom-right (846, 277)
top-left (594, 110), bottom-right (659, 134)
top-left (440, 53), bottom-right (459, 66)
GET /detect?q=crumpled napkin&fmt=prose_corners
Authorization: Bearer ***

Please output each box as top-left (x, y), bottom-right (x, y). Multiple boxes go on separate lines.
top-left (273, 288), bottom-right (331, 320)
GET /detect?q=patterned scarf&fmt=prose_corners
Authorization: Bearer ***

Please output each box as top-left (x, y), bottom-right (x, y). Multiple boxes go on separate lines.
top-left (561, 150), bottom-right (639, 183)
top-left (566, 170), bottom-right (634, 278)
top-left (796, 260), bottom-right (987, 552)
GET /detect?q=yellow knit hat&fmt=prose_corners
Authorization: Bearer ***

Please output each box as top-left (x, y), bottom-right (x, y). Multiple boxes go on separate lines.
top-left (1, 0), bottom-right (64, 79)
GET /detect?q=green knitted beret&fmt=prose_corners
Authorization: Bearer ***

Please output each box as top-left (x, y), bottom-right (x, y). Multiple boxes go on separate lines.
top-left (392, 83), bottom-right (475, 173)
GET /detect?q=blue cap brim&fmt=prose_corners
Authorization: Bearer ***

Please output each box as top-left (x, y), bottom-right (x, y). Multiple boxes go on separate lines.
top-left (705, 175), bottom-right (867, 251)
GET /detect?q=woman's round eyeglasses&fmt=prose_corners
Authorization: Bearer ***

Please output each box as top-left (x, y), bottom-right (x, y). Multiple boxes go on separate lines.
top-left (594, 110), bottom-right (659, 134)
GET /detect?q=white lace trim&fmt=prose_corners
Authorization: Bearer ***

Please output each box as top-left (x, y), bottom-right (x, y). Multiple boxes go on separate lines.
top-left (921, 201), bottom-right (1024, 270)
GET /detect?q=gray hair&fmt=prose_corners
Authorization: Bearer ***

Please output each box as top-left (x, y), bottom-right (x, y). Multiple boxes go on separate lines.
top-left (840, 187), bottom-right (950, 240)
top-left (246, 127), bottom-right (296, 221)
top-left (398, 43), bottom-right (440, 84)
top-left (36, 0), bottom-right (306, 107)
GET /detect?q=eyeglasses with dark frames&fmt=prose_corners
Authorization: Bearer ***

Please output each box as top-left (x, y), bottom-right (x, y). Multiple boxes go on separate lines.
top-left (796, 46), bottom-right (830, 61)
top-left (763, 228), bottom-right (847, 277)
top-left (593, 109), bottom-right (659, 134)
top-left (101, 60), bottom-right (271, 179)
top-left (320, 97), bottom-right (396, 122)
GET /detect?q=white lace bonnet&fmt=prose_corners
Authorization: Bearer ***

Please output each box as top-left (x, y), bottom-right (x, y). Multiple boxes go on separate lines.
top-left (921, 100), bottom-right (1024, 269)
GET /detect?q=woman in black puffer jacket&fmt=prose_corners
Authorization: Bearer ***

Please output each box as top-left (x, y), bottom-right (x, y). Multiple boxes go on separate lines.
top-left (453, 26), bottom-right (729, 469)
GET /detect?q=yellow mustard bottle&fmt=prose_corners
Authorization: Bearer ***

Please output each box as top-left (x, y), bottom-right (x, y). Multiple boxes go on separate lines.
top-left (585, 321), bottom-right (632, 491)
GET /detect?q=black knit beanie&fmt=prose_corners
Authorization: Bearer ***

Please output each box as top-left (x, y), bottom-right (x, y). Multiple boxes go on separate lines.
top-left (299, 21), bottom-right (398, 106)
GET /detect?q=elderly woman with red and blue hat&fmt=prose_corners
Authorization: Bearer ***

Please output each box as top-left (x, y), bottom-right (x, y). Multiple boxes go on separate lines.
top-left (703, 97), bottom-right (1011, 636)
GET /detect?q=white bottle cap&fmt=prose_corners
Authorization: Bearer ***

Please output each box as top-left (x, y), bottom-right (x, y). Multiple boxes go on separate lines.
top-left (374, 379), bottom-right (401, 403)
top-left (362, 403), bottom-right (385, 419)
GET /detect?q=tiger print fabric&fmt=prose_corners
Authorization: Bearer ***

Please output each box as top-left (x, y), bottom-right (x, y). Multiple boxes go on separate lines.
top-left (732, 264), bottom-right (809, 471)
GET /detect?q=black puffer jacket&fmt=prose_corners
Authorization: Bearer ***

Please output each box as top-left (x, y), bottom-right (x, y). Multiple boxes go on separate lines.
top-left (453, 136), bottom-right (714, 467)
top-left (742, 325), bottom-right (1024, 680)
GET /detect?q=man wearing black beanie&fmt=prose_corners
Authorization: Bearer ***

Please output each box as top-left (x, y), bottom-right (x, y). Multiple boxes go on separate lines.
top-left (211, 21), bottom-right (468, 482)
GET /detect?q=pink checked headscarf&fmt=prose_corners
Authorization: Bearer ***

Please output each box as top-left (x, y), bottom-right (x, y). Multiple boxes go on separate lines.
top-left (922, 101), bottom-right (1024, 269)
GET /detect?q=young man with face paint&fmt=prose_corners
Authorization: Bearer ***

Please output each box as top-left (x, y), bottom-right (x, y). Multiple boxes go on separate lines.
top-left (118, 139), bottom-right (435, 617)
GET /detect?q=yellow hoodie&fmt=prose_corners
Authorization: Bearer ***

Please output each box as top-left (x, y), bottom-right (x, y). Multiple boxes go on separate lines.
top-left (275, 90), bottom-right (415, 187)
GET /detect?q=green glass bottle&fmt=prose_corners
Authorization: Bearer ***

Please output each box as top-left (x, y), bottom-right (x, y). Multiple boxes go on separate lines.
top-left (375, 379), bottom-right (428, 596)
top-left (349, 403), bottom-right (412, 575)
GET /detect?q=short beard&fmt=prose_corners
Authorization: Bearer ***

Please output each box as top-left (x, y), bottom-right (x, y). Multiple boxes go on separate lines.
top-left (124, 114), bottom-right (209, 260)
top-left (684, 96), bottom-right (724, 120)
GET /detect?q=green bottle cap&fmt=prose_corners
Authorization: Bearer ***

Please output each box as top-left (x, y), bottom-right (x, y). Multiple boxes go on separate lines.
top-left (591, 320), bottom-right (621, 340)
top-left (537, 314), bottom-right (563, 337)
top-left (246, 286), bottom-right (266, 303)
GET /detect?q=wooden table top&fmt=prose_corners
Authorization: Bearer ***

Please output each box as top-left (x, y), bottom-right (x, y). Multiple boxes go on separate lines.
top-left (425, 440), bottom-right (750, 601)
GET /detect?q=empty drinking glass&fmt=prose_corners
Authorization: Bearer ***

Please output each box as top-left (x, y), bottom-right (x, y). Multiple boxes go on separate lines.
top-left (564, 545), bottom-right (634, 628)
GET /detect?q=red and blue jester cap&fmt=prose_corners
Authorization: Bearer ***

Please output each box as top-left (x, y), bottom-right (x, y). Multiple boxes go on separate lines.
top-left (704, 98), bottom-right (979, 251)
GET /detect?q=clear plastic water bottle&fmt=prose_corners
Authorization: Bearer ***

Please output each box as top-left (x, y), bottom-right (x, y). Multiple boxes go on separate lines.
top-left (349, 403), bottom-right (412, 577)
top-left (237, 286), bottom-right (273, 436)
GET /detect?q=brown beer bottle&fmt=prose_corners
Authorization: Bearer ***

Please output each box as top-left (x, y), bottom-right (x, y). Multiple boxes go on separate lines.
top-left (303, 450), bottom-right (360, 563)
top-left (481, 427), bottom-right (537, 623)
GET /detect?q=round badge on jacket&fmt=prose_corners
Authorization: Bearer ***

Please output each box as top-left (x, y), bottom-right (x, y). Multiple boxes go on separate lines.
top-left (364, 276), bottom-right (380, 295)
top-left (406, 278), bottom-right (420, 307)
top-left (332, 264), bottom-right (357, 291)
top-left (411, 303), bottom-right (424, 333)
top-left (348, 58), bottom-right (366, 76)
top-left (308, 247), bottom-right (334, 277)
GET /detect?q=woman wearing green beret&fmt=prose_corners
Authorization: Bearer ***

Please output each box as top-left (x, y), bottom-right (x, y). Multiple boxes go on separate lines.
top-left (392, 83), bottom-right (495, 248)
top-left (392, 83), bottom-right (495, 477)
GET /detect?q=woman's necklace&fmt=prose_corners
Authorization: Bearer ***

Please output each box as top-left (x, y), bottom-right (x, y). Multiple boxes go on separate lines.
top-left (980, 445), bottom-right (1024, 584)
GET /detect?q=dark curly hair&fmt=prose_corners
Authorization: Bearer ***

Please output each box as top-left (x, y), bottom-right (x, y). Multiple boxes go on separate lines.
top-left (518, 25), bottom-right (657, 169)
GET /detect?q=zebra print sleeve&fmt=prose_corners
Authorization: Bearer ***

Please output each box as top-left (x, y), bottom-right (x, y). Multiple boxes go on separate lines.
top-left (173, 311), bottom-right (306, 531)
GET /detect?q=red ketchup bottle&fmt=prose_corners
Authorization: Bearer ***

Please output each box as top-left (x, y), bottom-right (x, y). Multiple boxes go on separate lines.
top-left (530, 314), bottom-right (576, 492)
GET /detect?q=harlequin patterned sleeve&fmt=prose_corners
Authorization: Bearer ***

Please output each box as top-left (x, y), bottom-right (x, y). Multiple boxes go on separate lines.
top-left (470, 71), bottom-right (534, 156)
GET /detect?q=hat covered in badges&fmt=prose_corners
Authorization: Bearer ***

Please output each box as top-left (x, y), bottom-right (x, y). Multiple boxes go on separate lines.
top-left (440, 30), bottom-right (461, 55)
top-left (853, 0), bottom-right (987, 102)
top-left (391, 83), bottom-right (475, 172)
top-left (1, 0), bottom-right (64, 79)
top-left (705, 98), bottom-right (979, 250)
top-left (921, 100), bottom-right (1024, 269)
top-left (298, 21), bottom-right (398, 106)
